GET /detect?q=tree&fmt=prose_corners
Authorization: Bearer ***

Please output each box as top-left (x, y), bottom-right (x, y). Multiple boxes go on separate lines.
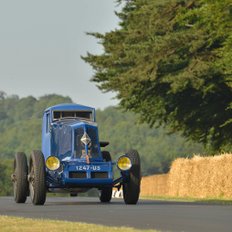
top-left (96, 106), bottom-right (203, 175)
top-left (0, 93), bottom-right (72, 157)
top-left (0, 92), bottom-right (203, 176)
top-left (83, 0), bottom-right (232, 152)
top-left (0, 91), bottom-right (6, 100)
top-left (0, 160), bottom-right (12, 196)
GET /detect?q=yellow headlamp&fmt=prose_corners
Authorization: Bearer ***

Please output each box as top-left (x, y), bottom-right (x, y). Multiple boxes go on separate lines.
top-left (117, 156), bottom-right (132, 171)
top-left (46, 156), bottom-right (60, 171)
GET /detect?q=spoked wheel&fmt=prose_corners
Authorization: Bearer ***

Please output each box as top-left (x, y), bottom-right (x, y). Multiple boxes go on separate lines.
top-left (99, 151), bottom-right (112, 203)
top-left (123, 150), bottom-right (141, 204)
top-left (29, 150), bottom-right (46, 205)
top-left (12, 152), bottom-right (29, 203)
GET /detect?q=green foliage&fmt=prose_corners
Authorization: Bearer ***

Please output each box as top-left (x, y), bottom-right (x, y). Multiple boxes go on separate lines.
top-left (0, 93), bottom-right (72, 196)
top-left (0, 159), bottom-right (13, 196)
top-left (0, 93), bottom-right (204, 195)
top-left (0, 93), bottom-right (72, 157)
top-left (83, 0), bottom-right (232, 152)
top-left (97, 107), bottom-right (203, 175)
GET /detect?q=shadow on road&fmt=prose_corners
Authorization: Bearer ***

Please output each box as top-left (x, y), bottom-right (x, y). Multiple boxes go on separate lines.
top-left (45, 198), bottom-right (232, 207)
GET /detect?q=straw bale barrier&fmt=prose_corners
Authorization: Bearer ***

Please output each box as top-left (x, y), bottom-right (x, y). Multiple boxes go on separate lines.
top-left (141, 174), bottom-right (169, 196)
top-left (141, 154), bottom-right (232, 199)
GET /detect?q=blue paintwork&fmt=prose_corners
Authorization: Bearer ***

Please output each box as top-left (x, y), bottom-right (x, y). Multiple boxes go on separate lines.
top-left (47, 161), bottom-right (113, 188)
top-left (41, 104), bottom-right (117, 191)
top-left (42, 103), bottom-right (96, 159)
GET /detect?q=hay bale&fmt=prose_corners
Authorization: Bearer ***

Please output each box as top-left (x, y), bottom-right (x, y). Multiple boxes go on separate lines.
top-left (141, 153), bottom-right (232, 199)
top-left (141, 174), bottom-right (169, 196)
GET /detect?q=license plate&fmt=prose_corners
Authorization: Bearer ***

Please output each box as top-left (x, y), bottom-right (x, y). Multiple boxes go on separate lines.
top-left (76, 165), bottom-right (101, 171)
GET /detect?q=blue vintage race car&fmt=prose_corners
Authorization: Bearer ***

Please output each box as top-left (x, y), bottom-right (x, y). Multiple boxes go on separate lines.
top-left (12, 104), bottom-right (141, 205)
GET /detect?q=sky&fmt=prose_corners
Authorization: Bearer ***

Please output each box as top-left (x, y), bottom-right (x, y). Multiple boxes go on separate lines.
top-left (0, 0), bottom-right (120, 109)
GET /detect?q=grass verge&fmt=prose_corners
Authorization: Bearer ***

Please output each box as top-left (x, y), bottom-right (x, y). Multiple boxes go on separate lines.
top-left (0, 215), bottom-right (157, 232)
top-left (140, 195), bottom-right (232, 205)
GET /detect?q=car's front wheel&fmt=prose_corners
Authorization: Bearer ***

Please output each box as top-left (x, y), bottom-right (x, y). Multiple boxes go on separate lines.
top-left (123, 150), bottom-right (141, 204)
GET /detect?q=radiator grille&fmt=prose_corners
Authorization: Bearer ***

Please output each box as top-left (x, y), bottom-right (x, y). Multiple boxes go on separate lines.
top-left (91, 172), bottom-right (108, 179)
top-left (69, 172), bottom-right (86, 179)
top-left (74, 127), bottom-right (84, 158)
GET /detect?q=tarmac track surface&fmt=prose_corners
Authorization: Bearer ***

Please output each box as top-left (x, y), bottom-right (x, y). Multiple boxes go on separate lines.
top-left (0, 197), bottom-right (232, 232)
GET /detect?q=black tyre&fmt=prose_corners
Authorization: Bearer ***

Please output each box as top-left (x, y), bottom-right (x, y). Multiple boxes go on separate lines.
top-left (12, 152), bottom-right (29, 203)
top-left (99, 151), bottom-right (112, 203)
top-left (29, 150), bottom-right (46, 205)
top-left (70, 193), bottom-right (78, 197)
top-left (123, 150), bottom-right (141, 204)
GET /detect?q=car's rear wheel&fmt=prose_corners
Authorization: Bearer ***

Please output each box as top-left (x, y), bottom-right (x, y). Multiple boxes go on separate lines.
top-left (12, 152), bottom-right (29, 203)
top-left (123, 150), bottom-right (141, 204)
top-left (70, 193), bottom-right (78, 197)
top-left (29, 150), bottom-right (46, 205)
top-left (99, 151), bottom-right (112, 203)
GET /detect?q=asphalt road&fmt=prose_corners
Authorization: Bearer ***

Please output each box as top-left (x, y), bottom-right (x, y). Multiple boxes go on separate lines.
top-left (0, 197), bottom-right (232, 232)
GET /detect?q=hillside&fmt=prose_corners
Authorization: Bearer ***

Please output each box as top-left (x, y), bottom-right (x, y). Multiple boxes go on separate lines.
top-left (0, 92), bottom-right (72, 157)
top-left (0, 92), bottom-right (204, 195)
top-left (0, 92), bottom-right (203, 174)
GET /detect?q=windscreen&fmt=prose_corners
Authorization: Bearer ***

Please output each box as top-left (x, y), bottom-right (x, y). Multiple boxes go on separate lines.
top-left (51, 125), bottom-right (72, 159)
top-left (53, 111), bottom-right (93, 121)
